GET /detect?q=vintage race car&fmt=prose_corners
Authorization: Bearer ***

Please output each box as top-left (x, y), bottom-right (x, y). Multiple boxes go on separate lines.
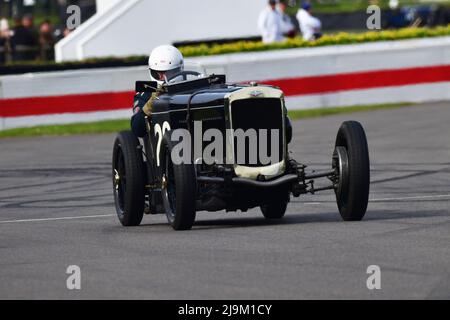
top-left (112, 71), bottom-right (370, 230)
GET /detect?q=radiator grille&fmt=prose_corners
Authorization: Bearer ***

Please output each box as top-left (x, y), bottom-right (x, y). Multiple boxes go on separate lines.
top-left (231, 98), bottom-right (284, 167)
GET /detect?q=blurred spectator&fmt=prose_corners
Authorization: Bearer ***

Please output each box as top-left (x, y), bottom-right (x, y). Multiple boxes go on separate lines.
top-left (278, 0), bottom-right (297, 38)
top-left (1, 19), bottom-right (10, 34)
top-left (385, 0), bottom-right (409, 29)
top-left (258, 0), bottom-right (285, 44)
top-left (10, 14), bottom-right (39, 61)
top-left (0, 18), bottom-right (9, 64)
top-left (63, 27), bottom-right (72, 37)
top-left (54, 26), bottom-right (72, 42)
top-left (39, 20), bottom-right (55, 61)
top-left (296, 2), bottom-right (322, 41)
top-left (389, 0), bottom-right (399, 10)
top-left (440, 6), bottom-right (450, 25)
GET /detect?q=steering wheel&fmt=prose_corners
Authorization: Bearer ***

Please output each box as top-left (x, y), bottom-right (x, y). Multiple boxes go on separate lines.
top-left (167, 71), bottom-right (202, 83)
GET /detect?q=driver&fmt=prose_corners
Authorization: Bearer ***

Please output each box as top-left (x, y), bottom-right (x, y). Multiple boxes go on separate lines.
top-left (131, 45), bottom-right (184, 137)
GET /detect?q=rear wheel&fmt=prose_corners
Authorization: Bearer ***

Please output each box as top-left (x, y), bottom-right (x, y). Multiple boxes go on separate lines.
top-left (333, 121), bottom-right (370, 221)
top-left (260, 189), bottom-right (289, 219)
top-left (112, 131), bottom-right (145, 226)
top-left (161, 135), bottom-right (197, 231)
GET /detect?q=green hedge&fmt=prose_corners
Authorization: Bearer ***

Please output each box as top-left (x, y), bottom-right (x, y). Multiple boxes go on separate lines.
top-left (178, 25), bottom-right (450, 57)
top-left (0, 56), bottom-right (148, 75)
top-left (1, 55), bottom-right (148, 69)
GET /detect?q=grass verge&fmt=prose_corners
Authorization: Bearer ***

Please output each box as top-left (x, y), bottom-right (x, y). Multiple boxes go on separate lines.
top-left (0, 119), bottom-right (130, 139)
top-left (0, 103), bottom-right (412, 139)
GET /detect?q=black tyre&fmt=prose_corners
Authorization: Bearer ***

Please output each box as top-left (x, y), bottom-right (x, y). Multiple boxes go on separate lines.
top-left (260, 188), bottom-right (289, 219)
top-left (112, 131), bottom-right (145, 226)
top-left (333, 121), bottom-right (370, 221)
top-left (161, 134), bottom-right (197, 231)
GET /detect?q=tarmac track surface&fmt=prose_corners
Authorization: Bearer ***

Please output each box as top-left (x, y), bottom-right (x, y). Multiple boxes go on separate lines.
top-left (0, 102), bottom-right (449, 299)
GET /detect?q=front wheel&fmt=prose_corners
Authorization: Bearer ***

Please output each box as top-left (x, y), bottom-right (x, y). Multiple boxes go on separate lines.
top-left (333, 121), bottom-right (370, 221)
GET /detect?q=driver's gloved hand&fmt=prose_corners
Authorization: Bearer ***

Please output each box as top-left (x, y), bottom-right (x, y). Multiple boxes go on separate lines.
top-left (142, 87), bottom-right (164, 116)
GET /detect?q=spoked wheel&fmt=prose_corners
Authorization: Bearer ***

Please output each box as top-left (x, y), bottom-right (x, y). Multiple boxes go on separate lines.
top-left (112, 131), bottom-right (145, 226)
top-left (333, 121), bottom-right (370, 221)
top-left (161, 134), bottom-right (197, 231)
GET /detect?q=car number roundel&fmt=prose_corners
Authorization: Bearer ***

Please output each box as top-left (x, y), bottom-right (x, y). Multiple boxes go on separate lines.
top-left (154, 121), bottom-right (171, 167)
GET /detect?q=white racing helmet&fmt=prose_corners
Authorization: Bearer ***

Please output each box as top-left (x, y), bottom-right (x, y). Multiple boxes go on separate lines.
top-left (148, 45), bottom-right (184, 85)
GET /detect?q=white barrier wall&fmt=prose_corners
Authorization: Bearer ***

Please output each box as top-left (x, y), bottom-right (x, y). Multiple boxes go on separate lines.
top-left (96, 0), bottom-right (121, 14)
top-left (192, 37), bottom-right (450, 81)
top-left (0, 66), bottom-right (149, 130)
top-left (189, 36), bottom-right (450, 109)
top-left (56, 0), bottom-right (267, 62)
top-left (2, 37), bottom-right (450, 130)
top-left (0, 66), bottom-right (147, 99)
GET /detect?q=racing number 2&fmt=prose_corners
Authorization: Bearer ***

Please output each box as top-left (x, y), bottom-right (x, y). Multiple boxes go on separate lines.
top-left (155, 121), bottom-right (171, 167)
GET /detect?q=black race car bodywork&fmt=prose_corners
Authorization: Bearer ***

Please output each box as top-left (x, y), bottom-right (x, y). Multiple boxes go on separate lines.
top-left (113, 73), bottom-right (370, 230)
